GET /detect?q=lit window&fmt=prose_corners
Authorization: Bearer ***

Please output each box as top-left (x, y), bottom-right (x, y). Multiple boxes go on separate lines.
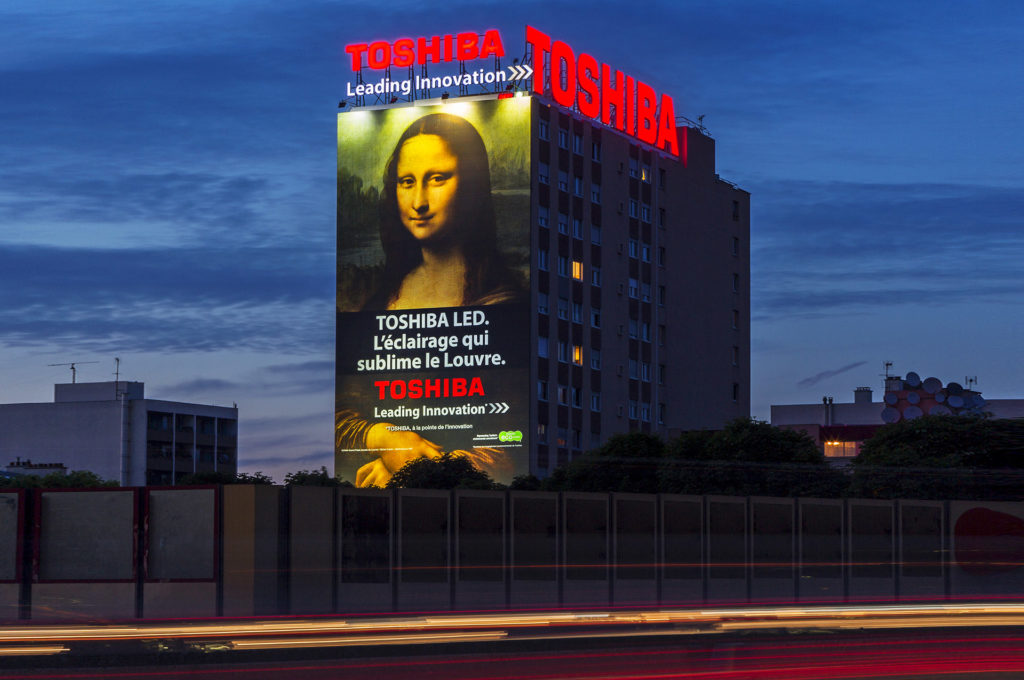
top-left (572, 345), bottom-right (583, 366)
top-left (641, 165), bottom-right (651, 183)
top-left (572, 260), bottom-right (583, 280)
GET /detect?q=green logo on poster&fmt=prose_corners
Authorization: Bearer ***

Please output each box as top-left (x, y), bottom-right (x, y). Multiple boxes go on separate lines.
top-left (498, 430), bottom-right (523, 443)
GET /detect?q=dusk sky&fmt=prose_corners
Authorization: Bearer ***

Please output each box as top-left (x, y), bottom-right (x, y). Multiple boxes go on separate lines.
top-left (2, 1), bottom-right (1022, 482)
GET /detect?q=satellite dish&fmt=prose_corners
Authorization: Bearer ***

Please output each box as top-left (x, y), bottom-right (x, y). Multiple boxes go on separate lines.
top-left (907, 392), bottom-right (921, 404)
top-left (929, 404), bottom-right (952, 416)
top-left (922, 377), bottom-right (942, 394)
top-left (947, 382), bottom-right (963, 396)
top-left (881, 406), bottom-right (901, 423)
top-left (884, 392), bottom-right (899, 405)
top-left (905, 371), bottom-right (921, 388)
top-left (935, 392), bottom-right (946, 403)
top-left (947, 395), bottom-right (965, 408)
top-left (904, 405), bottom-right (923, 420)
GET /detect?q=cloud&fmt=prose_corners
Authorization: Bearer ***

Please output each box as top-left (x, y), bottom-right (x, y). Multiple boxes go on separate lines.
top-left (797, 361), bottom-right (867, 388)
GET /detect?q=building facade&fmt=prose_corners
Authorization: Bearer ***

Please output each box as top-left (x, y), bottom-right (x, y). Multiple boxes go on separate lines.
top-left (0, 382), bottom-right (238, 485)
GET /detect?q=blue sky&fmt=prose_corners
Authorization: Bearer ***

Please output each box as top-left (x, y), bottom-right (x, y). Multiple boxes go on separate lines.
top-left (2, 1), bottom-right (1022, 481)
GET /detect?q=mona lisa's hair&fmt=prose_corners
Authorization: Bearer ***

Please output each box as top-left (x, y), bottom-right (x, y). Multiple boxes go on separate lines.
top-left (368, 112), bottom-right (519, 309)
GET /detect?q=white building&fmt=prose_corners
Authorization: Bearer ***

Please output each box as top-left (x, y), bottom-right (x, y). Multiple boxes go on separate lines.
top-left (0, 382), bottom-right (237, 486)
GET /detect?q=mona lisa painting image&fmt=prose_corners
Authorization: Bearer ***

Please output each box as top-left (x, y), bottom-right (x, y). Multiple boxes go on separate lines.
top-left (336, 97), bottom-right (531, 487)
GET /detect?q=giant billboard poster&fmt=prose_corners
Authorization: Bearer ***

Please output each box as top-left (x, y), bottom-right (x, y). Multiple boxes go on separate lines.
top-left (336, 97), bottom-right (531, 488)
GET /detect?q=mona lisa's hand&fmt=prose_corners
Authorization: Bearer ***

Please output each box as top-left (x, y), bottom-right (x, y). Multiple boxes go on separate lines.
top-left (365, 422), bottom-right (443, 473)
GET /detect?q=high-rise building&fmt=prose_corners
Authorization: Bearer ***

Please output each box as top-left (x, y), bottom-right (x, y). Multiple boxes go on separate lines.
top-left (335, 27), bottom-right (749, 485)
top-left (0, 382), bottom-right (238, 485)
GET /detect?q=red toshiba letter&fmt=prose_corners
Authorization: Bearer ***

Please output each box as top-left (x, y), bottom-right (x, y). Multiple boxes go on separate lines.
top-left (468, 377), bottom-right (485, 396)
top-left (625, 75), bottom-right (636, 136)
top-left (456, 32), bottom-right (478, 60)
top-left (576, 53), bottom-right (600, 119)
top-left (367, 41), bottom-right (390, 69)
top-left (525, 26), bottom-right (551, 95)
top-left (635, 81), bottom-right (658, 145)
top-left (601, 64), bottom-right (625, 131)
top-left (656, 93), bottom-right (680, 157)
top-left (345, 43), bottom-right (368, 71)
top-left (374, 380), bottom-right (388, 400)
top-left (393, 38), bottom-right (415, 67)
top-left (478, 29), bottom-right (505, 59)
top-left (453, 378), bottom-right (467, 397)
top-left (418, 36), bottom-right (442, 65)
top-left (550, 40), bottom-right (576, 109)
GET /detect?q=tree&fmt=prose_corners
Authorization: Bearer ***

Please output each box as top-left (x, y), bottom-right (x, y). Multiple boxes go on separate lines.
top-left (385, 453), bottom-right (498, 490)
top-left (1, 470), bottom-right (117, 489)
top-left (849, 416), bottom-right (1024, 500)
top-left (284, 466), bottom-right (351, 487)
top-left (543, 432), bottom-right (665, 493)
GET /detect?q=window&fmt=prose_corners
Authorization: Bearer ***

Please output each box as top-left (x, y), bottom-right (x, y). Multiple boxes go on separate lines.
top-left (537, 422), bottom-right (548, 442)
top-left (572, 428), bottom-right (581, 448)
top-left (658, 167), bottom-right (666, 188)
top-left (558, 213), bottom-right (568, 234)
top-left (538, 205), bottom-right (549, 227)
top-left (657, 246), bottom-right (665, 266)
top-left (732, 345), bottom-right (740, 366)
top-left (629, 319), bottom-right (638, 338)
top-left (628, 158), bottom-right (639, 177)
top-left (641, 362), bottom-right (651, 382)
top-left (591, 184), bottom-right (601, 203)
top-left (558, 129), bottom-right (569, 149)
top-left (538, 248), bottom-right (549, 271)
top-left (572, 218), bottom-right (582, 239)
top-left (658, 285), bottom-right (666, 305)
top-left (628, 239), bottom-right (639, 258)
top-left (732, 382), bottom-right (740, 402)
top-left (538, 162), bottom-right (549, 185)
top-left (628, 400), bottom-right (638, 419)
top-left (641, 244), bottom-right (651, 262)
top-left (659, 207), bottom-right (665, 228)
top-left (558, 170), bottom-right (568, 192)
top-left (658, 403), bottom-right (665, 424)
top-left (558, 256), bottom-right (569, 277)
top-left (628, 278), bottom-right (639, 298)
top-left (629, 200), bottom-right (639, 218)
top-left (641, 403), bottom-right (651, 422)
top-left (572, 260), bottom-right (583, 280)
top-left (539, 120), bottom-right (550, 140)
top-left (658, 324), bottom-right (666, 345)
top-left (591, 267), bottom-right (601, 286)
top-left (628, 359), bottom-right (638, 379)
top-left (732, 200), bottom-right (740, 221)
top-left (640, 322), bottom-right (650, 342)
top-left (571, 302), bottom-right (582, 323)
top-left (591, 142), bottom-right (602, 161)
top-left (591, 225), bottom-right (602, 244)
top-left (573, 133), bottom-right (583, 153)
top-left (538, 336), bottom-right (548, 358)
top-left (591, 348), bottom-right (602, 369)
top-left (557, 427), bottom-right (568, 447)
top-left (590, 309), bottom-right (601, 328)
top-left (640, 205), bottom-right (651, 223)
top-left (642, 165), bottom-right (651, 182)
top-left (557, 341), bottom-right (568, 363)
top-left (732, 236), bottom-right (740, 256)
top-left (591, 393), bottom-right (601, 411)
top-left (573, 176), bottom-right (583, 197)
top-left (572, 345), bottom-right (583, 366)
top-left (732, 309), bottom-right (739, 330)
top-left (571, 386), bottom-right (582, 407)
top-left (557, 385), bottom-right (569, 404)
top-left (538, 380), bottom-right (548, 400)
top-left (538, 292), bottom-right (549, 314)
top-left (557, 296), bottom-right (568, 320)
top-left (641, 282), bottom-right (651, 302)
top-left (658, 364), bottom-right (665, 384)
top-left (732, 273), bottom-right (739, 292)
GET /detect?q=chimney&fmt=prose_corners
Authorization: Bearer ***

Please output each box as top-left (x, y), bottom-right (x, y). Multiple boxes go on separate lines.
top-left (854, 386), bottom-right (873, 404)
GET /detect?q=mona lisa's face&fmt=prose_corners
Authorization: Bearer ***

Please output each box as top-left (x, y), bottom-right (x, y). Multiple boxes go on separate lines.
top-left (395, 134), bottom-right (460, 243)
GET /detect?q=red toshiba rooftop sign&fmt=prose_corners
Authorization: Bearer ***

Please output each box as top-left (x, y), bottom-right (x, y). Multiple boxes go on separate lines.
top-left (344, 26), bottom-right (680, 158)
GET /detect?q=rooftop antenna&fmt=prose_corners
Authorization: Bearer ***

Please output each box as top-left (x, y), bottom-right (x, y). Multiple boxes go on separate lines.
top-left (47, 361), bottom-right (99, 384)
top-left (965, 375), bottom-right (978, 390)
